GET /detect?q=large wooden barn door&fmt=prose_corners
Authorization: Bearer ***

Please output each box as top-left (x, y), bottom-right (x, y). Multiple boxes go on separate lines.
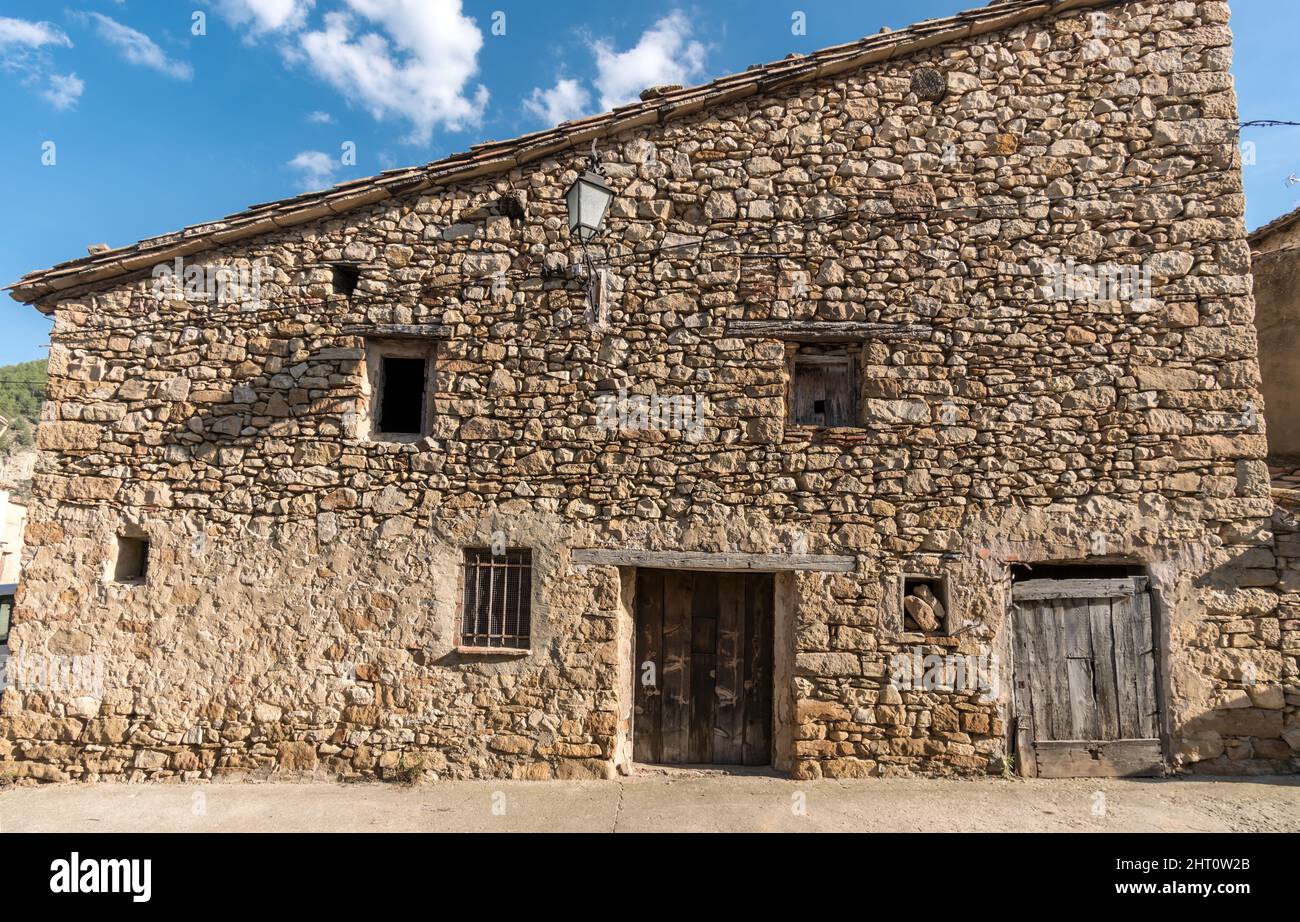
top-left (634, 570), bottom-right (773, 765)
top-left (1011, 577), bottom-right (1163, 778)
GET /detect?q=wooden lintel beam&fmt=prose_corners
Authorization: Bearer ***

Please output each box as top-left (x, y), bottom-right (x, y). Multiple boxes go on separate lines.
top-left (571, 548), bottom-right (856, 573)
top-left (342, 323), bottom-right (451, 339)
top-left (1011, 577), bottom-right (1148, 602)
top-left (728, 321), bottom-right (933, 342)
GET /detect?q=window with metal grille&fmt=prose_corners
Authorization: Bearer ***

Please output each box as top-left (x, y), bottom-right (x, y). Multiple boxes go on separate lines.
top-left (460, 549), bottom-right (532, 649)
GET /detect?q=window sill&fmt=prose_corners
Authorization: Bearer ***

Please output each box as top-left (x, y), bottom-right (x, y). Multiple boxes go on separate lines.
top-left (786, 424), bottom-right (866, 432)
top-left (783, 425), bottom-right (870, 444)
top-left (368, 431), bottom-right (428, 444)
top-left (455, 645), bottom-right (531, 657)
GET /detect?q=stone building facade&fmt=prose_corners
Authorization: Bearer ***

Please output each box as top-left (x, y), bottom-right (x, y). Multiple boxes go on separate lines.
top-left (0, 490), bottom-right (26, 587)
top-left (1248, 207), bottom-right (1300, 459)
top-left (1249, 211), bottom-right (1300, 762)
top-left (3, 0), bottom-right (1296, 783)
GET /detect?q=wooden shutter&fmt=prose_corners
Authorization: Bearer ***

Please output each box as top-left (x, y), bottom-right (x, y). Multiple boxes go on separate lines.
top-left (791, 354), bottom-right (856, 427)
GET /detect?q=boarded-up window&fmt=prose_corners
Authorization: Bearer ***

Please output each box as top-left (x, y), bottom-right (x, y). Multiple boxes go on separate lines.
top-left (460, 549), bottom-right (532, 649)
top-left (790, 351), bottom-right (857, 427)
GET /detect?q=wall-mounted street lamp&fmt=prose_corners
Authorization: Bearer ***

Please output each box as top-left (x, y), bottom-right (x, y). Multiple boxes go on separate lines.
top-left (564, 144), bottom-right (616, 328)
top-left (565, 149), bottom-right (615, 244)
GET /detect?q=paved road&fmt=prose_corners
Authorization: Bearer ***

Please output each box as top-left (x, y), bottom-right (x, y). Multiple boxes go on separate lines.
top-left (1, 771), bottom-right (1296, 833)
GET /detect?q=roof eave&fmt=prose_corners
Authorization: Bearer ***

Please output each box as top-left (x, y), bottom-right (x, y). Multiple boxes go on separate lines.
top-left (7, 0), bottom-right (1123, 308)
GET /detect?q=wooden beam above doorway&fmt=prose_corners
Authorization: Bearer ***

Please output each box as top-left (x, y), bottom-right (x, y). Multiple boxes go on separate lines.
top-left (1012, 577), bottom-right (1148, 601)
top-left (570, 548), bottom-right (856, 573)
top-left (727, 320), bottom-right (933, 342)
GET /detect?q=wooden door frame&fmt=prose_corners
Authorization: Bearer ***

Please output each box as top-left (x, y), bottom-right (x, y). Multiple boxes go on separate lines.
top-left (1147, 579), bottom-right (1174, 769)
top-left (616, 565), bottom-right (795, 773)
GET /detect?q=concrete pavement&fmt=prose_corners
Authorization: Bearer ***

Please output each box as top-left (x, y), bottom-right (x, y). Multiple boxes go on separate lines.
top-left (2, 769), bottom-right (1296, 832)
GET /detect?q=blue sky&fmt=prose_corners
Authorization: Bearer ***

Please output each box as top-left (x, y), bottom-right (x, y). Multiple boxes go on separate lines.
top-left (1, 0), bottom-right (1297, 366)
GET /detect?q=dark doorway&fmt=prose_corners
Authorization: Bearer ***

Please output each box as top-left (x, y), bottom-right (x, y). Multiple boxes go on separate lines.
top-left (634, 570), bottom-right (774, 765)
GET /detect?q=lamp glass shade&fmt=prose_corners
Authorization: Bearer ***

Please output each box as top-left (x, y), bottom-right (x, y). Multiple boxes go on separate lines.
top-left (565, 170), bottom-right (615, 242)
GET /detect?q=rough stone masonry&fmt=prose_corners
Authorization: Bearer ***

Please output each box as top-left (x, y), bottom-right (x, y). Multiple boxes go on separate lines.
top-left (2, 0), bottom-right (1296, 783)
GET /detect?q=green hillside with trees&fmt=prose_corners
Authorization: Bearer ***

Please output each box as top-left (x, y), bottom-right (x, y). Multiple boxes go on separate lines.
top-left (0, 359), bottom-right (47, 456)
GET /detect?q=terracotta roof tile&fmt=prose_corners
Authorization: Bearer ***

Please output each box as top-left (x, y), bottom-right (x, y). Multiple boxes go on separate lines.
top-left (1248, 204), bottom-right (1300, 246)
top-left (7, 0), bottom-right (1120, 307)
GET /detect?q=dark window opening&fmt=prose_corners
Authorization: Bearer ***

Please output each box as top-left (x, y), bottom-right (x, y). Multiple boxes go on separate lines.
top-left (114, 536), bottom-right (149, 583)
top-left (1010, 563), bottom-right (1145, 582)
top-left (902, 576), bottom-right (947, 633)
top-left (460, 548), bottom-right (532, 649)
top-left (378, 356), bottom-right (426, 435)
top-left (791, 352), bottom-right (857, 427)
top-left (332, 264), bottom-right (361, 297)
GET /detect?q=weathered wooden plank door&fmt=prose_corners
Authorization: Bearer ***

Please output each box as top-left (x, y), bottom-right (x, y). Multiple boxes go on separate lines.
top-left (1011, 577), bottom-right (1162, 778)
top-left (791, 355), bottom-right (856, 427)
top-left (634, 570), bottom-right (773, 765)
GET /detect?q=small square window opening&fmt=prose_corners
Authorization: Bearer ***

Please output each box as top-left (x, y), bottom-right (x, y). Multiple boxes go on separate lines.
top-left (114, 536), bottom-right (150, 583)
top-left (790, 350), bottom-right (858, 427)
top-left (331, 264), bottom-right (361, 297)
top-left (903, 576), bottom-right (947, 634)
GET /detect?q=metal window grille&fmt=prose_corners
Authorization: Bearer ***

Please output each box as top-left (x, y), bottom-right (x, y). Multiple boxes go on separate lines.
top-left (460, 549), bottom-right (532, 649)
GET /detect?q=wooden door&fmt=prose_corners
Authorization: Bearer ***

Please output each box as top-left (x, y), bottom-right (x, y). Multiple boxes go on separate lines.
top-left (1011, 577), bottom-right (1163, 778)
top-left (634, 570), bottom-right (773, 765)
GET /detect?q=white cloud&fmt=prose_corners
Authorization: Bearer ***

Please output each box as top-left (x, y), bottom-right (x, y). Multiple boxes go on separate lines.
top-left (297, 0), bottom-right (488, 144)
top-left (592, 11), bottom-right (707, 110)
top-left (83, 13), bottom-right (193, 80)
top-left (0, 16), bottom-right (71, 49)
top-left (288, 149), bottom-right (337, 190)
top-left (215, 0), bottom-right (315, 35)
top-left (307, 109), bottom-right (334, 123)
top-left (0, 17), bottom-right (78, 111)
top-left (41, 72), bottom-right (84, 110)
top-left (524, 77), bottom-right (591, 126)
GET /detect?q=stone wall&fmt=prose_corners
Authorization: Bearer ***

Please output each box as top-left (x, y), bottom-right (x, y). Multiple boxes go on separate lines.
top-left (3, 0), bottom-right (1295, 782)
top-left (1250, 244), bottom-right (1300, 456)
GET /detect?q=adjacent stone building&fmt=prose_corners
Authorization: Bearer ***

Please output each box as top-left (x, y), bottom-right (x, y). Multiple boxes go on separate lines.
top-left (3, 0), bottom-right (1296, 783)
top-left (0, 490), bottom-right (26, 587)
top-left (1249, 207), bottom-right (1300, 461)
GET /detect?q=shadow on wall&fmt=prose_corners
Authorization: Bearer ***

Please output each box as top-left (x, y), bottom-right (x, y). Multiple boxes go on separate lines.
top-left (1183, 544), bottom-right (1297, 774)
